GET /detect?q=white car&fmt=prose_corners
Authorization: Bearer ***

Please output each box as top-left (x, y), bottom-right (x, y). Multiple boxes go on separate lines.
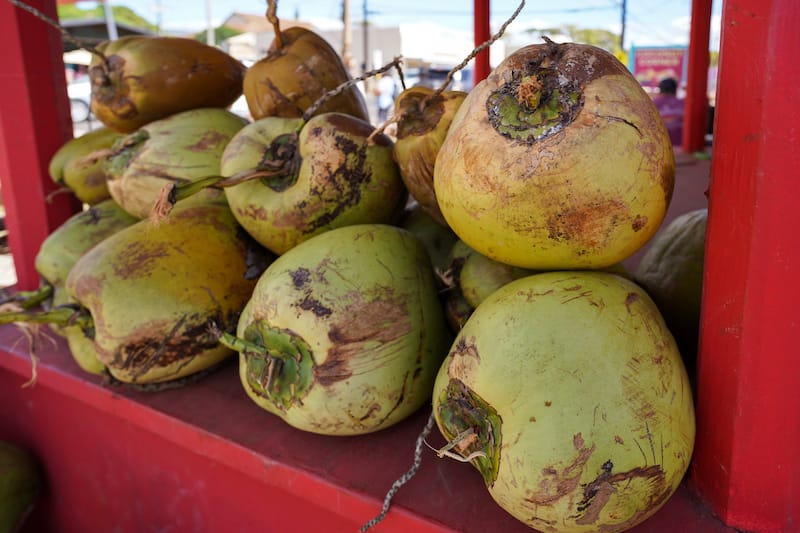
top-left (67, 78), bottom-right (92, 123)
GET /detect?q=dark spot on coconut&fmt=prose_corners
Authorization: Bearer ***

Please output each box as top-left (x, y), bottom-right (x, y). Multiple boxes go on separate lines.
top-left (359, 403), bottom-right (381, 421)
top-left (526, 432), bottom-right (595, 506)
top-left (319, 292), bottom-right (411, 386)
top-left (89, 55), bottom-right (140, 120)
top-left (625, 292), bottom-right (640, 312)
top-left (632, 215), bottom-right (648, 232)
top-left (296, 295), bottom-right (332, 318)
top-left (453, 336), bottom-right (481, 360)
top-left (110, 312), bottom-right (235, 382)
top-left (290, 267), bottom-right (312, 288)
top-left (546, 199), bottom-right (627, 249)
top-left (112, 240), bottom-right (170, 280)
top-left (311, 126), bottom-right (323, 137)
top-left (615, 435), bottom-right (625, 444)
top-left (529, 416), bottom-right (537, 422)
top-left (314, 333), bottom-right (353, 386)
top-left (187, 130), bottom-right (230, 152)
top-left (545, 401), bottom-right (552, 406)
top-left (324, 113), bottom-right (381, 141)
top-left (289, 132), bottom-right (377, 235)
top-left (574, 462), bottom-right (667, 527)
top-left (396, 90), bottom-right (446, 139)
top-left (238, 203), bottom-right (269, 222)
top-left (83, 205), bottom-right (103, 225)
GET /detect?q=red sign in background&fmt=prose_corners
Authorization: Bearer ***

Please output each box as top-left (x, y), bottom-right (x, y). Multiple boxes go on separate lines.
top-left (631, 46), bottom-right (688, 92)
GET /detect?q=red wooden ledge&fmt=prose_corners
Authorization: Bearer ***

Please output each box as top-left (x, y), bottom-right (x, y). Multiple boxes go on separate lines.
top-left (0, 325), bottom-right (732, 532)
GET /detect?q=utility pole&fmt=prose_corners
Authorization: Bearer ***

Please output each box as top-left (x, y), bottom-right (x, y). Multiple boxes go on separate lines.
top-left (102, 0), bottom-right (118, 41)
top-left (362, 0), bottom-right (369, 74)
top-left (205, 0), bottom-right (214, 46)
top-left (154, 0), bottom-right (162, 35)
top-left (620, 0), bottom-right (627, 51)
top-left (342, 0), bottom-right (353, 74)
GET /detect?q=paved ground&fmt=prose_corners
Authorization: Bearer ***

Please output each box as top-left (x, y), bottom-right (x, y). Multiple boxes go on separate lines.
top-left (0, 147), bottom-right (711, 289)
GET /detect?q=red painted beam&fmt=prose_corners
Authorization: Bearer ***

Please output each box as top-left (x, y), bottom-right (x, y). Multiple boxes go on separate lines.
top-left (681, 0), bottom-right (712, 153)
top-left (473, 0), bottom-right (491, 83)
top-left (690, 0), bottom-right (800, 530)
top-left (0, 0), bottom-right (81, 290)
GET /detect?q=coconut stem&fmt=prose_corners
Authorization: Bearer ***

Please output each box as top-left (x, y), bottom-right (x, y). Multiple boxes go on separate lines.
top-left (360, 411), bottom-right (436, 532)
top-left (426, 427), bottom-right (487, 462)
top-left (0, 285), bottom-right (53, 310)
top-left (266, 0), bottom-right (283, 50)
top-left (212, 326), bottom-right (299, 364)
top-left (0, 305), bottom-right (92, 329)
top-left (149, 162), bottom-right (295, 223)
top-left (300, 57), bottom-right (404, 127)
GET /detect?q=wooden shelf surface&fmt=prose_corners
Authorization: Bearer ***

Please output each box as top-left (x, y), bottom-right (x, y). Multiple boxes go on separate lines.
top-left (0, 323), bottom-right (734, 533)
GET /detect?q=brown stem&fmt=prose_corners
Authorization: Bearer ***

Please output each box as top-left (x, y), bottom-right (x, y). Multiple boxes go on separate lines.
top-left (429, 0), bottom-right (527, 102)
top-left (300, 56), bottom-right (404, 126)
top-left (6, 0), bottom-right (108, 63)
top-left (150, 162), bottom-right (297, 224)
top-left (266, 0), bottom-right (283, 50)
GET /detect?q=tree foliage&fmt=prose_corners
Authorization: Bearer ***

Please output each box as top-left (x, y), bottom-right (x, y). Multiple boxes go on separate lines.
top-left (561, 25), bottom-right (623, 55)
top-left (191, 26), bottom-right (242, 45)
top-left (57, 5), bottom-right (157, 33)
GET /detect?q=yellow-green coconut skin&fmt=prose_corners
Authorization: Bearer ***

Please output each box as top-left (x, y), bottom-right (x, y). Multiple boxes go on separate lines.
top-left (65, 202), bottom-right (260, 384)
top-left (237, 224), bottom-right (451, 436)
top-left (432, 271), bottom-right (695, 532)
top-left (434, 42), bottom-right (674, 270)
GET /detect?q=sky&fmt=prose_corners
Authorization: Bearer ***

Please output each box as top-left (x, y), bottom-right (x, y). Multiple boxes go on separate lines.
top-left (95, 0), bottom-right (723, 51)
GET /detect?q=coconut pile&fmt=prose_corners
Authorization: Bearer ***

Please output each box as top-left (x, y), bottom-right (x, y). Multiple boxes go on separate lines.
top-left (3, 2), bottom-right (700, 532)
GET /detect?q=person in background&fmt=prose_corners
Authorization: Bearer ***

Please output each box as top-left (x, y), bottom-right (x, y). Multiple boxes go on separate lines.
top-left (375, 74), bottom-right (397, 123)
top-left (653, 77), bottom-right (685, 146)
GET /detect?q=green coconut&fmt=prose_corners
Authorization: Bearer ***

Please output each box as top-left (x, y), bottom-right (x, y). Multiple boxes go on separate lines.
top-left (434, 40), bottom-right (674, 270)
top-left (219, 113), bottom-right (408, 255)
top-left (105, 108), bottom-right (247, 219)
top-left (48, 127), bottom-right (124, 205)
top-left (634, 208), bottom-right (707, 365)
top-left (432, 271), bottom-right (695, 532)
top-left (219, 224), bottom-right (452, 436)
top-left (0, 441), bottom-right (41, 532)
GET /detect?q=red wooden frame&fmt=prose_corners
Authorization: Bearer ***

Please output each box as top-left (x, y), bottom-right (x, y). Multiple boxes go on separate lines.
top-left (0, 0), bottom-right (81, 290)
top-left (682, 0), bottom-right (712, 152)
top-left (690, 0), bottom-right (800, 530)
top-left (473, 0), bottom-right (491, 81)
top-left (0, 1), bottom-right (798, 531)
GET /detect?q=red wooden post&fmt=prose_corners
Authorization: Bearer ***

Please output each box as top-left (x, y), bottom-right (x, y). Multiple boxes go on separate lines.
top-left (0, 0), bottom-right (81, 290)
top-left (681, 0), bottom-right (712, 153)
top-left (690, 0), bottom-right (800, 531)
top-left (473, 0), bottom-right (491, 82)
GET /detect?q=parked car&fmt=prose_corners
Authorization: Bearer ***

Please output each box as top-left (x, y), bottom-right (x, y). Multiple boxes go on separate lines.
top-left (67, 78), bottom-right (92, 123)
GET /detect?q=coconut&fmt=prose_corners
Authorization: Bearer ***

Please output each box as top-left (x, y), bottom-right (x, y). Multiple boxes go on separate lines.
top-left (434, 40), bottom-right (675, 270)
top-left (243, 27), bottom-right (369, 122)
top-left (219, 113), bottom-right (408, 255)
top-left (0, 441), bottom-right (41, 532)
top-left (392, 87), bottom-right (467, 226)
top-left (88, 36), bottom-right (246, 133)
top-left (432, 271), bottom-right (695, 532)
top-left (105, 108), bottom-right (247, 219)
top-left (634, 208), bottom-right (707, 368)
top-left (48, 127), bottom-right (123, 205)
top-left (221, 224), bottom-right (452, 435)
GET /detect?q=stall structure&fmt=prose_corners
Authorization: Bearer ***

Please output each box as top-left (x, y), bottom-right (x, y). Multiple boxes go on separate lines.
top-left (0, 0), bottom-right (797, 531)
